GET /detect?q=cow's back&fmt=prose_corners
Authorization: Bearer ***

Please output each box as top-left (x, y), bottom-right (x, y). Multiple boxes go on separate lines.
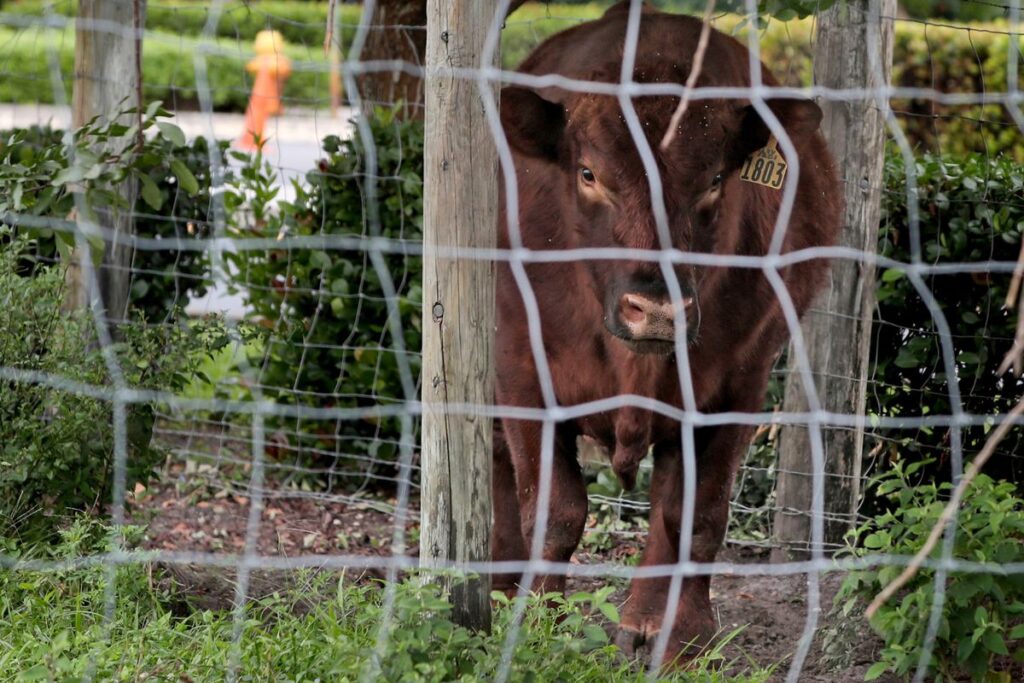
top-left (516, 4), bottom-right (779, 92)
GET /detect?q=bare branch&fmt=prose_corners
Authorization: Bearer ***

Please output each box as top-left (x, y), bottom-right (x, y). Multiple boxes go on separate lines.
top-left (659, 0), bottom-right (717, 151)
top-left (324, 0), bottom-right (339, 56)
top-left (997, 240), bottom-right (1024, 376)
top-left (1003, 238), bottom-right (1024, 310)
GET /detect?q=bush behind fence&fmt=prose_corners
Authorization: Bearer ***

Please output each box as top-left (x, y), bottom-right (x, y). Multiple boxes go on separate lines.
top-left (1, 3), bottom-right (1022, 157)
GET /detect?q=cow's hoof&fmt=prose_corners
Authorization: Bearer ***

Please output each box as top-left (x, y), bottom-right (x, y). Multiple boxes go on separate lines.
top-left (614, 623), bottom-right (715, 670)
top-left (613, 625), bottom-right (657, 664)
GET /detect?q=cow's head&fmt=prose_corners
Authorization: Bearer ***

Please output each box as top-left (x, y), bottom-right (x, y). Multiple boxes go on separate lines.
top-left (500, 73), bottom-right (821, 355)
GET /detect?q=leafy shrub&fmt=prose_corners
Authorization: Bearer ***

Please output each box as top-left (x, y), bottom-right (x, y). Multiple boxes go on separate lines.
top-left (2, 1), bottom-right (1023, 159)
top-left (0, 233), bottom-right (233, 542)
top-left (729, 151), bottom-right (1024, 536)
top-left (4, 0), bottom-right (365, 51)
top-left (900, 0), bottom-right (1005, 22)
top-left (126, 134), bottom-right (226, 322)
top-left (834, 460), bottom-right (1024, 682)
top-left (226, 107), bottom-right (423, 483)
top-left (873, 152), bottom-right (1024, 486)
top-left (1, 110), bottom-right (227, 321)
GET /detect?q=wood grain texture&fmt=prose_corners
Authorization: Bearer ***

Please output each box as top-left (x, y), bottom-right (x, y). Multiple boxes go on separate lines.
top-left (356, 0), bottom-right (427, 119)
top-left (67, 0), bottom-right (144, 325)
top-left (772, 0), bottom-right (896, 561)
top-left (419, 0), bottom-right (499, 631)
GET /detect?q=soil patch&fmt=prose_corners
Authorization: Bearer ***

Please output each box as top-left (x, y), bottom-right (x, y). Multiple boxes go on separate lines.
top-left (127, 464), bottom-right (887, 681)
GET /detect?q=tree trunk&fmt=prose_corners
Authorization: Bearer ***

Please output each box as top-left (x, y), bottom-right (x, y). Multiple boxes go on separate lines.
top-left (419, 0), bottom-right (500, 631)
top-left (355, 0), bottom-right (529, 119)
top-left (356, 0), bottom-right (428, 119)
top-left (67, 0), bottom-right (145, 326)
top-left (771, 0), bottom-right (896, 561)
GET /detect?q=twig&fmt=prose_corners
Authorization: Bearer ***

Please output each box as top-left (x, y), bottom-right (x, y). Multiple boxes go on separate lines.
top-left (1003, 238), bottom-right (1024, 310)
top-left (659, 0), bottom-right (717, 151)
top-left (324, 0), bottom-right (339, 56)
top-left (767, 404), bottom-right (782, 442)
top-left (864, 440), bottom-right (886, 463)
top-left (865, 395), bottom-right (1024, 619)
top-left (997, 302), bottom-right (1024, 377)
top-left (998, 240), bottom-right (1024, 376)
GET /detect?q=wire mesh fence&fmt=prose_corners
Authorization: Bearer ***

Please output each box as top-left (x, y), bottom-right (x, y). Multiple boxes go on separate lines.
top-left (1, 0), bottom-right (1024, 681)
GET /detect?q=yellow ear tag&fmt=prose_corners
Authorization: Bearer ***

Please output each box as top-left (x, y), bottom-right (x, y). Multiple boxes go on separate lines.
top-left (739, 135), bottom-right (787, 190)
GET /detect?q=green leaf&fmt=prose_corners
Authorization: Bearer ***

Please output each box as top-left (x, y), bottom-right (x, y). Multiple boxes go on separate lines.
top-left (959, 634), bottom-right (977, 663)
top-left (982, 630), bottom-right (1009, 656)
top-left (19, 665), bottom-right (51, 681)
top-left (156, 121), bottom-right (186, 147)
top-left (138, 173), bottom-right (163, 210)
top-left (881, 268), bottom-right (906, 283)
top-left (170, 159), bottom-right (199, 195)
top-left (52, 165), bottom-right (86, 186)
top-left (145, 99), bottom-right (164, 119)
top-left (958, 351), bottom-right (980, 365)
top-left (864, 661), bottom-right (889, 681)
top-left (581, 623), bottom-right (609, 645)
top-left (55, 235), bottom-right (73, 262)
top-left (86, 234), bottom-right (105, 267)
top-left (597, 601), bottom-right (619, 623)
top-left (309, 250), bottom-right (333, 271)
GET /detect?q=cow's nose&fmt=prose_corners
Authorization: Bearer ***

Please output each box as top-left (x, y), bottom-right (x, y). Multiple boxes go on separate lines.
top-left (619, 293), bottom-right (677, 341)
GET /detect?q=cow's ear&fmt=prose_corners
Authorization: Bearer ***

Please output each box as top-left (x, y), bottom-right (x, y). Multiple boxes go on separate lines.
top-left (500, 86), bottom-right (566, 162)
top-left (730, 98), bottom-right (823, 165)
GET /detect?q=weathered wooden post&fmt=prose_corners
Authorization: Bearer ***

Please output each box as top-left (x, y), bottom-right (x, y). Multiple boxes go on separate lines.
top-left (772, 0), bottom-right (896, 561)
top-left (67, 0), bottom-right (145, 323)
top-left (419, 0), bottom-right (499, 630)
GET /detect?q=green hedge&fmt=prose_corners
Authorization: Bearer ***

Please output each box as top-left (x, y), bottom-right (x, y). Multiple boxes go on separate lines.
top-left (2, 1), bottom-right (365, 49)
top-left (2, 3), bottom-right (1022, 157)
top-left (0, 25), bottom-right (332, 111)
top-left (1, 126), bottom-right (227, 321)
top-left (0, 233), bottom-right (232, 542)
top-left (872, 151), bottom-right (1024, 485)
top-left (224, 108), bottom-right (424, 483)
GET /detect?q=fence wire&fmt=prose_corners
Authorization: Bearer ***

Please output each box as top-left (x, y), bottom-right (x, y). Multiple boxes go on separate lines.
top-left (1, 0), bottom-right (1023, 681)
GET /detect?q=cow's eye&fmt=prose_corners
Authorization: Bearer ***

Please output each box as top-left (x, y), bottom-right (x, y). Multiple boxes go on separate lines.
top-left (580, 167), bottom-right (596, 184)
top-left (711, 172), bottom-right (723, 188)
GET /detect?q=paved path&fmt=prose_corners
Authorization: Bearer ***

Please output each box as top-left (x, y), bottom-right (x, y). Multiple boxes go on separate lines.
top-left (1, 104), bottom-right (357, 320)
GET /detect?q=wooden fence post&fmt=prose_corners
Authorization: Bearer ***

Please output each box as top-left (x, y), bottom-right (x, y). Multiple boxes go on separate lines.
top-left (772, 0), bottom-right (896, 561)
top-left (66, 0), bottom-right (144, 323)
top-left (419, 0), bottom-right (499, 630)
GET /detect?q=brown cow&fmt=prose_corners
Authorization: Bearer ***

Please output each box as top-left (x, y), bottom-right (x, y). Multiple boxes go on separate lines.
top-left (492, 1), bottom-right (841, 666)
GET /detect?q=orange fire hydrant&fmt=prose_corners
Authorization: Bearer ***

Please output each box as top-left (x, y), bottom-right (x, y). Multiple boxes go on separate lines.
top-left (237, 30), bottom-right (292, 151)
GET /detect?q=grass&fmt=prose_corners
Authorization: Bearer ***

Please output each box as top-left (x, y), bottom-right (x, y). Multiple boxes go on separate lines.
top-left (0, 518), bottom-right (775, 682)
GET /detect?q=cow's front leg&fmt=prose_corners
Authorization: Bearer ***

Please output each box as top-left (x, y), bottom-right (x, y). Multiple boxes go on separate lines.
top-left (616, 423), bottom-right (752, 666)
top-left (492, 421), bottom-right (530, 593)
top-left (498, 418), bottom-right (587, 596)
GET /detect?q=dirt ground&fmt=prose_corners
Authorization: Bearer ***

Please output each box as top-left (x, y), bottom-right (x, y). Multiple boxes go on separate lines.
top-left (125, 460), bottom-right (887, 682)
